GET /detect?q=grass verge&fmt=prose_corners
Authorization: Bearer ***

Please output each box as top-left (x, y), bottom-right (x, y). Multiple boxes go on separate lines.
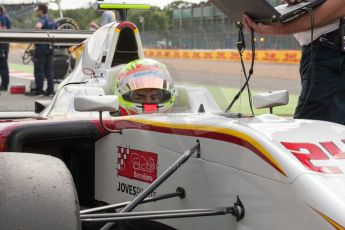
top-left (9, 63), bottom-right (34, 74)
top-left (190, 84), bottom-right (298, 116)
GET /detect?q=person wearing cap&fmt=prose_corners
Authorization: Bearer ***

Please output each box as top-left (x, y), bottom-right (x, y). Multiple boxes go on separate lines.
top-left (0, 5), bottom-right (11, 91)
top-left (27, 4), bottom-right (57, 97)
top-left (242, 0), bottom-right (345, 125)
top-left (115, 58), bottom-right (176, 115)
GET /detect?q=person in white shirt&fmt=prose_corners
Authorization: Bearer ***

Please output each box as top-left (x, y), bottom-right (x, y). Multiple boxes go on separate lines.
top-left (242, 0), bottom-right (345, 125)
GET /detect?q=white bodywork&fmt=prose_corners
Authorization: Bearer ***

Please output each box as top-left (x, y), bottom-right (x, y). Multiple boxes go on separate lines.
top-left (94, 114), bottom-right (345, 230)
top-left (5, 21), bottom-right (344, 229)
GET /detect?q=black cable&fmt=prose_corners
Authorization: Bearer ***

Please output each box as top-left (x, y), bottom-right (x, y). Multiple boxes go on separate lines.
top-left (248, 30), bottom-right (255, 115)
top-left (225, 25), bottom-right (255, 115)
top-left (62, 81), bottom-right (89, 88)
top-left (237, 23), bottom-right (249, 108)
top-left (236, 22), bottom-right (245, 52)
top-left (240, 29), bottom-right (255, 115)
top-left (238, 25), bottom-right (254, 115)
top-left (295, 7), bottom-right (315, 118)
top-left (22, 43), bottom-right (33, 65)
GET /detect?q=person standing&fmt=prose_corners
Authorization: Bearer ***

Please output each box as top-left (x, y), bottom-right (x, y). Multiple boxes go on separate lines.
top-left (88, 11), bottom-right (116, 30)
top-left (27, 4), bottom-right (56, 96)
top-left (100, 11), bottom-right (116, 26)
top-left (242, 0), bottom-right (345, 125)
top-left (0, 5), bottom-right (11, 91)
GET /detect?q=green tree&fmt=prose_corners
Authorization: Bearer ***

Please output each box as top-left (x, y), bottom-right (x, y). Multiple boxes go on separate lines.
top-left (11, 8), bottom-right (97, 30)
top-left (128, 7), bottom-right (171, 35)
top-left (165, 1), bottom-right (192, 10)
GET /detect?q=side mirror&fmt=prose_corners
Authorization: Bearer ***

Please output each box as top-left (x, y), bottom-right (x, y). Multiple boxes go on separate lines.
top-left (253, 90), bottom-right (289, 114)
top-left (74, 95), bottom-right (119, 112)
top-left (74, 95), bottom-right (121, 134)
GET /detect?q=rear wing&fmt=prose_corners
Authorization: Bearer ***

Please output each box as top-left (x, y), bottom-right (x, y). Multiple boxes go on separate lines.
top-left (0, 29), bottom-right (92, 47)
top-left (91, 1), bottom-right (151, 21)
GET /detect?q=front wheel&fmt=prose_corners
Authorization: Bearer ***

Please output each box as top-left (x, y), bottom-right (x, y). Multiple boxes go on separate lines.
top-left (0, 152), bottom-right (81, 230)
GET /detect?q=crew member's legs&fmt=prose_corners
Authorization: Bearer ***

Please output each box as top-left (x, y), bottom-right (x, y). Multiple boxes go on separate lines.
top-left (44, 52), bottom-right (54, 95)
top-left (0, 56), bottom-right (9, 90)
top-left (33, 55), bottom-right (46, 95)
top-left (328, 54), bottom-right (345, 124)
top-left (294, 43), bottom-right (345, 125)
top-left (0, 47), bottom-right (9, 90)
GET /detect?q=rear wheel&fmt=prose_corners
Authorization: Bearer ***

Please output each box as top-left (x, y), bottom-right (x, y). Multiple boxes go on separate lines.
top-left (55, 17), bottom-right (80, 30)
top-left (0, 152), bottom-right (81, 230)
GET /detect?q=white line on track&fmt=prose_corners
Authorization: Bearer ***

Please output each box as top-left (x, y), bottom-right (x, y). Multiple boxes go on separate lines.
top-left (10, 70), bottom-right (34, 80)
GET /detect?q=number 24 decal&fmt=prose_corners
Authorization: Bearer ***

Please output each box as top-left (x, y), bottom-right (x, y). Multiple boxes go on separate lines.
top-left (281, 140), bottom-right (345, 174)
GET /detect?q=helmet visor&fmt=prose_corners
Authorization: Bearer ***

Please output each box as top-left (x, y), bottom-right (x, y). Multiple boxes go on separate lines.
top-left (130, 76), bottom-right (166, 90)
top-left (123, 88), bottom-right (172, 104)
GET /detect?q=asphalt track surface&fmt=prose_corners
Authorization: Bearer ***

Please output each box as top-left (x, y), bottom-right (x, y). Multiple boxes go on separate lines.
top-left (0, 48), bottom-right (301, 112)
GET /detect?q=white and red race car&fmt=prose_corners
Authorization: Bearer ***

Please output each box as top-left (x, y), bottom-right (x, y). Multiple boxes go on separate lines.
top-left (1, 2), bottom-right (345, 230)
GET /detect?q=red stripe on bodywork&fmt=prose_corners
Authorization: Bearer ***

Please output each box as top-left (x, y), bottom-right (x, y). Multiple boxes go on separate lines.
top-left (0, 123), bottom-right (23, 152)
top-left (117, 21), bottom-right (138, 30)
top-left (92, 119), bottom-right (286, 176)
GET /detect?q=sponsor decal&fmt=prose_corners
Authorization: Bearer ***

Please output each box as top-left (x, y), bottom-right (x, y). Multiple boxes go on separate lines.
top-left (182, 51), bottom-right (190, 58)
top-left (229, 52), bottom-right (240, 60)
top-left (203, 52), bottom-right (213, 59)
top-left (117, 146), bottom-right (158, 183)
top-left (131, 70), bottom-right (164, 78)
top-left (116, 181), bottom-right (156, 197)
top-left (172, 51), bottom-right (180, 58)
top-left (216, 51), bottom-right (226, 60)
top-left (192, 52), bottom-right (201, 59)
top-left (262, 52), bottom-right (279, 62)
top-left (282, 140), bottom-right (345, 174)
top-left (282, 53), bottom-right (299, 63)
top-left (244, 51), bottom-right (253, 61)
top-left (144, 49), bottom-right (301, 64)
top-left (164, 51), bottom-right (172, 57)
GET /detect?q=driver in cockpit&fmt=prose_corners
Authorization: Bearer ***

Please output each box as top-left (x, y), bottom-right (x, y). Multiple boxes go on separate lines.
top-left (115, 58), bottom-right (176, 115)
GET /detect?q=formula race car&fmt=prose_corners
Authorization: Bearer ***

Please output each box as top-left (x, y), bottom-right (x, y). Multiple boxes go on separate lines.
top-left (1, 2), bottom-right (345, 230)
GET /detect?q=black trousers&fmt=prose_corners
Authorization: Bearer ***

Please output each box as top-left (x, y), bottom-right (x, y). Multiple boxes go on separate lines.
top-left (294, 38), bottom-right (345, 125)
top-left (0, 47), bottom-right (9, 89)
top-left (33, 51), bottom-right (54, 94)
